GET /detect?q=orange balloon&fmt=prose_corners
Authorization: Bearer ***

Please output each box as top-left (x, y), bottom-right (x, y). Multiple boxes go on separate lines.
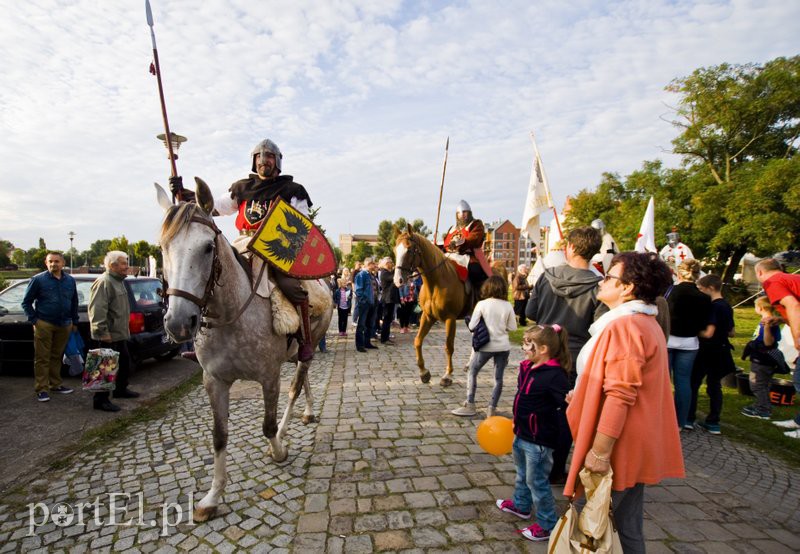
top-left (476, 416), bottom-right (514, 455)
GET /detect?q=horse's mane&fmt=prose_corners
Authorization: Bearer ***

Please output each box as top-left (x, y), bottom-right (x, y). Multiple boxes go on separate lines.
top-left (159, 202), bottom-right (211, 245)
top-left (397, 231), bottom-right (445, 262)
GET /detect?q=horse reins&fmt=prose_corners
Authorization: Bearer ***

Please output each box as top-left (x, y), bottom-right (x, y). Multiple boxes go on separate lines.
top-left (164, 214), bottom-right (264, 329)
top-left (397, 241), bottom-right (451, 281)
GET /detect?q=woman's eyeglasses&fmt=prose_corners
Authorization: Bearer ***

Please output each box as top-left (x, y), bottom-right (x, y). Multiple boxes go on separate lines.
top-left (603, 273), bottom-right (622, 283)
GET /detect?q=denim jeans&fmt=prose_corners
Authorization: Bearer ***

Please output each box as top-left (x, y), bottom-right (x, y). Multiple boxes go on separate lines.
top-left (611, 484), bottom-right (645, 554)
top-left (749, 361), bottom-right (774, 414)
top-left (669, 348), bottom-right (698, 428)
top-left (511, 437), bottom-right (557, 531)
top-left (466, 350), bottom-right (509, 408)
top-left (689, 345), bottom-right (729, 425)
top-left (355, 302), bottom-right (376, 349)
top-left (794, 357), bottom-right (800, 425)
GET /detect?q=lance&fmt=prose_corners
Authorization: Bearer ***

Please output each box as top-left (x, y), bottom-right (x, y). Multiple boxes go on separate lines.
top-left (432, 137), bottom-right (450, 245)
top-left (146, 0), bottom-right (179, 202)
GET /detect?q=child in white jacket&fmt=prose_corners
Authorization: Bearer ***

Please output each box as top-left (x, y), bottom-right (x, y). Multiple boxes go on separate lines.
top-left (452, 275), bottom-right (518, 418)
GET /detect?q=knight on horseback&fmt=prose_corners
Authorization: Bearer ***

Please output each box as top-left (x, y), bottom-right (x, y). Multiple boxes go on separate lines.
top-left (442, 200), bottom-right (491, 299)
top-left (169, 138), bottom-right (317, 362)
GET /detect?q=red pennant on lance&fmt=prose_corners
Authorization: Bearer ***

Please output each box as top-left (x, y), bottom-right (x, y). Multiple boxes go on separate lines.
top-left (149, 62), bottom-right (156, 75)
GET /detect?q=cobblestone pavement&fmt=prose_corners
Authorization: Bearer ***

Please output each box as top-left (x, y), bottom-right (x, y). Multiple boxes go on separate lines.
top-left (0, 322), bottom-right (798, 553)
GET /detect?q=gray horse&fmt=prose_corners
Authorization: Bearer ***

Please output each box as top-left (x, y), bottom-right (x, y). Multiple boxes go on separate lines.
top-left (155, 179), bottom-right (332, 522)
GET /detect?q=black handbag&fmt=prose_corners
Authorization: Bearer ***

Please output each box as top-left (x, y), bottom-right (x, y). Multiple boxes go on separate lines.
top-left (470, 317), bottom-right (491, 351)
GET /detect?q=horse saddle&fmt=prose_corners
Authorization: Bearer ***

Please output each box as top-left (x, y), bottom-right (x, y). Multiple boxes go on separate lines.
top-left (230, 234), bottom-right (331, 336)
top-left (445, 257), bottom-right (469, 282)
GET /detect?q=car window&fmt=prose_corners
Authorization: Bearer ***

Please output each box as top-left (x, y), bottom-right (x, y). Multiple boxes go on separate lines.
top-left (0, 282), bottom-right (27, 314)
top-left (76, 281), bottom-right (95, 308)
top-left (126, 280), bottom-right (163, 308)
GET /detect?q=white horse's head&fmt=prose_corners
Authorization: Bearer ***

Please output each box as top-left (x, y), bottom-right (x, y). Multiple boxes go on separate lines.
top-left (394, 224), bottom-right (418, 288)
top-left (154, 178), bottom-right (218, 343)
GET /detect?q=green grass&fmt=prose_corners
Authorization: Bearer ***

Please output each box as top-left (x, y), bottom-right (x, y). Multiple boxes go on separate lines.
top-left (0, 269), bottom-right (38, 279)
top-left (510, 306), bottom-right (799, 468)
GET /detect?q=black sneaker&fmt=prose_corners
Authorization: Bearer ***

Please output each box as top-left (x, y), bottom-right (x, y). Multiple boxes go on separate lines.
top-left (697, 421), bottom-right (721, 435)
top-left (50, 386), bottom-right (74, 394)
top-left (741, 405), bottom-right (770, 420)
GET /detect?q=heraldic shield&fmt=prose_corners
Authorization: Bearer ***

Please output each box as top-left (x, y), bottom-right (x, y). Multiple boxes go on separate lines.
top-left (247, 198), bottom-right (336, 279)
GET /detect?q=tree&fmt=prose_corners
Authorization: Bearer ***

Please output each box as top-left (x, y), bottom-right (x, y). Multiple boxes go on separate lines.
top-left (374, 217), bottom-right (431, 260)
top-left (132, 240), bottom-right (152, 267)
top-left (667, 56), bottom-right (800, 279)
top-left (566, 161), bottom-right (699, 253)
top-left (83, 239), bottom-right (112, 266)
top-left (109, 236), bottom-right (130, 257)
top-left (11, 249), bottom-right (25, 267)
top-left (0, 240), bottom-right (13, 266)
top-left (668, 56), bottom-right (800, 184)
top-left (344, 242), bottom-right (373, 267)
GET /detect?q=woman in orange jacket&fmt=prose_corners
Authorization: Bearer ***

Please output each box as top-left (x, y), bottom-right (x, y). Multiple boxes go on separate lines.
top-left (566, 252), bottom-right (685, 553)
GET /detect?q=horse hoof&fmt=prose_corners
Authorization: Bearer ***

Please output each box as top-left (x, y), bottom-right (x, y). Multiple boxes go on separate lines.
top-left (440, 377), bottom-right (453, 387)
top-left (302, 414), bottom-right (316, 424)
top-left (420, 371), bottom-right (431, 384)
top-left (269, 444), bottom-right (289, 463)
top-left (193, 505), bottom-right (217, 523)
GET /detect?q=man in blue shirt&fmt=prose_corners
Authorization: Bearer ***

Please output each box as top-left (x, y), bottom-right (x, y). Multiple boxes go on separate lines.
top-left (354, 257), bottom-right (378, 352)
top-left (21, 252), bottom-right (79, 402)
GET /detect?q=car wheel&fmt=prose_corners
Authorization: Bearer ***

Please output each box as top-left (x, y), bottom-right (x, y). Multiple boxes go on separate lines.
top-left (154, 347), bottom-right (181, 361)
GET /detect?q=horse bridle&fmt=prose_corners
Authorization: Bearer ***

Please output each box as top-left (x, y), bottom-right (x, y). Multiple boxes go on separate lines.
top-left (396, 238), bottom-right (449, 280)
top-left (164, 214), bottom-right (267, 329)
top-left (164, 215), bottom-right (223, 316)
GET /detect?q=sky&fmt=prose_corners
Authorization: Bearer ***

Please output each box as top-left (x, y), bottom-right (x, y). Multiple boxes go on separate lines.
top-left (1, 0), bottom-right (798, 255)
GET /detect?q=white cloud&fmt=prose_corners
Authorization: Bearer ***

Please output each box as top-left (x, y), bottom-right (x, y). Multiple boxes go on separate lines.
top-left (0, 0), bottom-right (798, 256)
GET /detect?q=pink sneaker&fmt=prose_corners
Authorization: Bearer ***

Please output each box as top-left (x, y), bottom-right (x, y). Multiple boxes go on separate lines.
top-left (519, 522), bottom-right (550, 542)
top-left (495, 499), bottom-right (531, 519)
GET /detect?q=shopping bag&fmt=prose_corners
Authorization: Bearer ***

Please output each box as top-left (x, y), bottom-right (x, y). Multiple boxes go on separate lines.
top-left (548, 468), bottom-right (623, 554)
top-left (81, 348), bottom-right (120, 392)
top-left (63, 331), bottom-right (85, 377)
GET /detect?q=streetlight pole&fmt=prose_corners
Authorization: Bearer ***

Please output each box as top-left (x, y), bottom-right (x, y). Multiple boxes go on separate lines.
top-left (68, 231), bottom-right (75, 271)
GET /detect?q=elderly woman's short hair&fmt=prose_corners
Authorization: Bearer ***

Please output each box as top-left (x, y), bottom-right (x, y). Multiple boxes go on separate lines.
top-left (104, 250), bottom-right (129, 270)
top-left (611, 252), bottom-right (673, 304)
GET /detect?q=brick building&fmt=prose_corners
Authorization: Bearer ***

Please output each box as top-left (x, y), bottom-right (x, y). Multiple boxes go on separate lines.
top-left (484, 220), bottom-right (537, 273)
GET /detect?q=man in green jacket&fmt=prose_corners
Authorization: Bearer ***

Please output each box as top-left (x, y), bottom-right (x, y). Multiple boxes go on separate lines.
top-left (88, 251), bottom-right (140, 411)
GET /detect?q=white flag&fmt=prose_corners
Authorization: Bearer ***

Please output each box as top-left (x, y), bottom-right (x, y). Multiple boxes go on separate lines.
top-left (148, 255), bottom-right (157, 277)
top-left (520, 136), bottom-right (553, 246)
top-left (634, 197), bottom-right (656, 253)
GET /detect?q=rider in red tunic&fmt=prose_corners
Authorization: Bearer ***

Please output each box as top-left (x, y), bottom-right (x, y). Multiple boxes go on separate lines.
top-left (169, 139), bottom-right (316, 362)
top-left (442, 200), bottom-right (488, 292)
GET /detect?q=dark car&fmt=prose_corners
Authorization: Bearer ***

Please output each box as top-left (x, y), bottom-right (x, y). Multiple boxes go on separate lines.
top-left (0, 274), bottom-right (180, 374)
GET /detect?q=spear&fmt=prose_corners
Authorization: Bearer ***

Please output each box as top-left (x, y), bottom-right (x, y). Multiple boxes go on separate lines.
top-left (146, 0), bottom-right (179, 202)
top-left (433, 137), bottom-right (450, 245)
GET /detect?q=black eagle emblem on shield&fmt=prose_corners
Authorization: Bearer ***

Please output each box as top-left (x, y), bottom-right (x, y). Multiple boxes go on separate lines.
top-left (259, 207), bottom-right (310, 264)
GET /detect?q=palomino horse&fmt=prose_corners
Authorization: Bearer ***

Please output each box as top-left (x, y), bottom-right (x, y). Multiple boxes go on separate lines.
top-left (154, 179), bottom-right (332, 522)
top-left (393, 227), bottom-right (468, 387)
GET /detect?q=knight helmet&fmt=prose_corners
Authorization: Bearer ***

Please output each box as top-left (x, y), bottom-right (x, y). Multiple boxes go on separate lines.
top-left (667, 227), bottom-right (680, 247)
top-left (251, 139), bottom-right (283, 173)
